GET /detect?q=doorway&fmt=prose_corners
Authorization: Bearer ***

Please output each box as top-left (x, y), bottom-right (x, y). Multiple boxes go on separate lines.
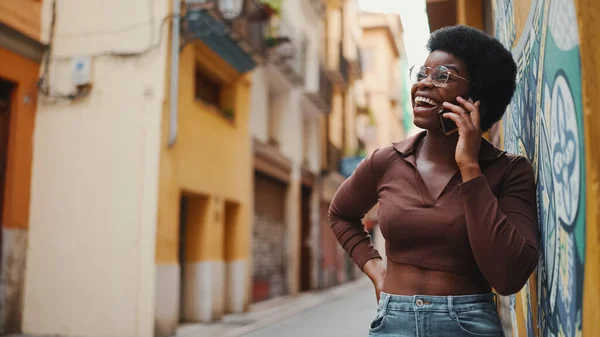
top-left (178, 193), bottom-right (209, 322)
top-left (0, 78), bottom-right (15, 262)
top-left (178, 195), bottom-right (189, 321)
top-left (223, 200), bottom-right (239, 314)
top-left (252, 172), bottom-right (287, 302)
top-left (300, 185), bottom-right (312, 292)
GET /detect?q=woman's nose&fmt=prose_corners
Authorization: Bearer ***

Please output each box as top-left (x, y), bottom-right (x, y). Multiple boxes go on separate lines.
top-left (417, 74), bottom-right (435, 89)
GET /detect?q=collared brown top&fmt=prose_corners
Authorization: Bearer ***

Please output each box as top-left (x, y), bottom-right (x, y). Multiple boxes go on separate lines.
top-left (329, 131), bottom-right (539, 295)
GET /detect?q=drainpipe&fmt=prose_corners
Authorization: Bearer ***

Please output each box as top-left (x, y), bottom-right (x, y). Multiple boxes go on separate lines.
top-left (168, 0), bottom-right (181, 147)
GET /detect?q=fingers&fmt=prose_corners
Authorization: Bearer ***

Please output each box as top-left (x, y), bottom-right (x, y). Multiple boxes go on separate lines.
top-left (472, 100), bottom-right (481, 128)
top-left (442, 101), bottom-right (472, 132)
top-left (442, 111), bottom-right (471, 132)
top-left (456, 96), bottom-right (482, 128)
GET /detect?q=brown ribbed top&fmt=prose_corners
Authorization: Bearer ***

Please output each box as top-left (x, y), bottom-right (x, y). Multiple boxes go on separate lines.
top-left (329, 132), bottom-right (539, 295)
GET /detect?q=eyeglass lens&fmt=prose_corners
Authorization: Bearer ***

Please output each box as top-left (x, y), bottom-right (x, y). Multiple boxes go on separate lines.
top-left (410, 65), bottom-right (450, 86)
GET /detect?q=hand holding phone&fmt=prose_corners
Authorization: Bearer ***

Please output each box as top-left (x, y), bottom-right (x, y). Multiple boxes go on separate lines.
top-left (439, 97), bottom-right (474, 135)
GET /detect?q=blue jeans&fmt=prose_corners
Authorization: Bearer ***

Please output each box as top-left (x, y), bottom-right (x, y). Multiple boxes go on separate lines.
top-left (369, 292), bottom-right (504, 337)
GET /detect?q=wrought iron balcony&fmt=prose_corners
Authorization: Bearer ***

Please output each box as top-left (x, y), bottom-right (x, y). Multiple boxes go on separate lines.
top-left (265, 16), bottom-right (308, 85)
top-left (304, 65), bottom-right (334, 114)
top-left (183, 7), bottom-right (257, 73)
top-left (230, 0), bottom-right (271, 58)
top-left (352, 47), bottom-right (363, 79)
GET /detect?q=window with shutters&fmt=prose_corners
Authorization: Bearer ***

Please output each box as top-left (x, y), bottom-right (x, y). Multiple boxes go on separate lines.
top-left (194, 64), bottom-right (235, 121)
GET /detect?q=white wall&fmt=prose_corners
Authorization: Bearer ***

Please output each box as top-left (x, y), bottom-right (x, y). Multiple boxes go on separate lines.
top-left (23, 1), bottom-right (168, 336)
top-left (249, 68), bottom-right (269, 143)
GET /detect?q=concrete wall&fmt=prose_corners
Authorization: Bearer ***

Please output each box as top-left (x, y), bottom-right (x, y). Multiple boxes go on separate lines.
top-left (154, 41), bottom-right (253, 335)
top-left (23, 0), bottom-right (169, 336)
top-left (486, 0), bottom-right (600, 336)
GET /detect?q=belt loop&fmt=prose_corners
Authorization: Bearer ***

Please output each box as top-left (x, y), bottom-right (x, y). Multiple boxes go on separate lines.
top-left (381, 292), bottom-right (391, 314)
top-left (493, 292), bottom-right (498, 311)
top-left (447, 296), bottom-right (455, 318)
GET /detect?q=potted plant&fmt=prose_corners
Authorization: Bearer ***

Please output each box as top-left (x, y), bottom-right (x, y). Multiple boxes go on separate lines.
top-left (259, 0), bottom-right (282, 15)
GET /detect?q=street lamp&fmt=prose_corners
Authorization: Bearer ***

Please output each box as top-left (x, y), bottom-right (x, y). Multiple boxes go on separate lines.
top-left (216, 0), bottom-right (247, 21)
top-left (187, 0), bottom-right (248, 22)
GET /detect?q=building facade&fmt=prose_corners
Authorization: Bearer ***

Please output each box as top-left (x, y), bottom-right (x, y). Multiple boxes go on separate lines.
top-left (317, 0), bottom-right (370, 288)
top-left (23, 0), bottom-right (169, 336)
top-left (358, 11), bottom-right (407, 155)
top-left (154, 1), bottom-right (262, 335)
top-left (357, 11), bottom-right (409, 259)
top-left (425, 0), bottom-right (600, 336)
top-left (0, 1), bottom-right (44, 334)
top-left (248, 0), bottom-right (329, 303)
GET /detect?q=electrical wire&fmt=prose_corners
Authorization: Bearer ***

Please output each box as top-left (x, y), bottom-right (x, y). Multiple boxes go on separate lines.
top-left (37, 0), bottom-right (266, 100)
top-left (38, 0), bottom-right (177, 100)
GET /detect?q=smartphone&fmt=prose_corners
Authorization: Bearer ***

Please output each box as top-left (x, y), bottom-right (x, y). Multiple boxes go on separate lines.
top-left (438, 97), bottom-right (475, 136)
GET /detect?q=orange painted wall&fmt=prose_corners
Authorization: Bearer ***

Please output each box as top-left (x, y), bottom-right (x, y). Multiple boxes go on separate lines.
top-left (0, 48), bottom-right (39, 229)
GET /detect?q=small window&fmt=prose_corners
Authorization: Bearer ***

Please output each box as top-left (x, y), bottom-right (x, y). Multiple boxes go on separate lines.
top-left (195, 70), bottom-right (222, 106)
top-left (194, 67), bottom-right (235, 121)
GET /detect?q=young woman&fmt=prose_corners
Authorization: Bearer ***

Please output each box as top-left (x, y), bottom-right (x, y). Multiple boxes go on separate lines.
top-left (329, 25), bottom-right (538, 337)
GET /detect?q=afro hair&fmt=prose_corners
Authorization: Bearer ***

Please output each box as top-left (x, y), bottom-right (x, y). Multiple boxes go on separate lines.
top-left (427, 25), bottom-right (517, 132)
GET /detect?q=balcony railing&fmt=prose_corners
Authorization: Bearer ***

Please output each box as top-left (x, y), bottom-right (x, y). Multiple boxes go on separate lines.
top-left (230, 1), bottom-right (269, 58)
top-left (354, 47), bottom-right (363, 78)
top-left (266, 16), bottom-right (308, 85)
top-left (183, 7), bottom-right (257, 73)
top-left (305, 65), bottom-right (333, 114)
top-left (339, 42), bottom-right (350, 84)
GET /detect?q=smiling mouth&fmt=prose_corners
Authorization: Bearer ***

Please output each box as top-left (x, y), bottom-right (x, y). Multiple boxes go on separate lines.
top-left (414, 96), bottom-right (441, 108)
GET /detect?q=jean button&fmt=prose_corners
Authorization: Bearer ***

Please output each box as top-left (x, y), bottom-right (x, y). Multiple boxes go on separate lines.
top-left (416, 299), bottom-right (424, 307)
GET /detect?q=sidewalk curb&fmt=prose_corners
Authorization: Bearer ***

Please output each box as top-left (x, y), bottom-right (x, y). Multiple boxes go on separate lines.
top-left (4, 278), bottom-right (372, 337)
top-left (220, 277), bottom-right (371, 337)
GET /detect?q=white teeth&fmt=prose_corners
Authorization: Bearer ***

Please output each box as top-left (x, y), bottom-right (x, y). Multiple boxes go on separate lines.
top-left (415, 96), bottom-right (439, 106)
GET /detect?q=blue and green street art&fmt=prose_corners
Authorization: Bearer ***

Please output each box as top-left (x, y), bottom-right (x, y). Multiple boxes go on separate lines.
top-left (493, 0), bottom-right (585, 336)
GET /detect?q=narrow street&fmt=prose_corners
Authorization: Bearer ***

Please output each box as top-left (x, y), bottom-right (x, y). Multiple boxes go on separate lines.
top-left (243, 285), bottom-right (376, 337)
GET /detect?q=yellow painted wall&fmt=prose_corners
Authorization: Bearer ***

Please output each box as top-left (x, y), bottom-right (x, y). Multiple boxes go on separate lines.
top-left (577, 0), bottom-right (600, 334)
top-left (156, 43), bottom-right (253, 264)
top-left (0, 47), bottom-right (39, 230)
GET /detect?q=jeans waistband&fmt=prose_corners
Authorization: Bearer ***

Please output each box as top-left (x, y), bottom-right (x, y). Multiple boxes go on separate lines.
top-left (378, 292), bottom-right (497, 313)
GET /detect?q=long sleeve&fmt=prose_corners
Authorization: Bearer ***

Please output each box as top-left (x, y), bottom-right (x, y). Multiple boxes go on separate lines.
top-left (460, 156), bottom-right (539, 295)
top-left (329, 149), bottom-right (382, 270)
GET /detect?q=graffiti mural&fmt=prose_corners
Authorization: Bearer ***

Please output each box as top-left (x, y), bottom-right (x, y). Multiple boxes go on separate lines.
top-left (492, 0), bottom-right (585, 336)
